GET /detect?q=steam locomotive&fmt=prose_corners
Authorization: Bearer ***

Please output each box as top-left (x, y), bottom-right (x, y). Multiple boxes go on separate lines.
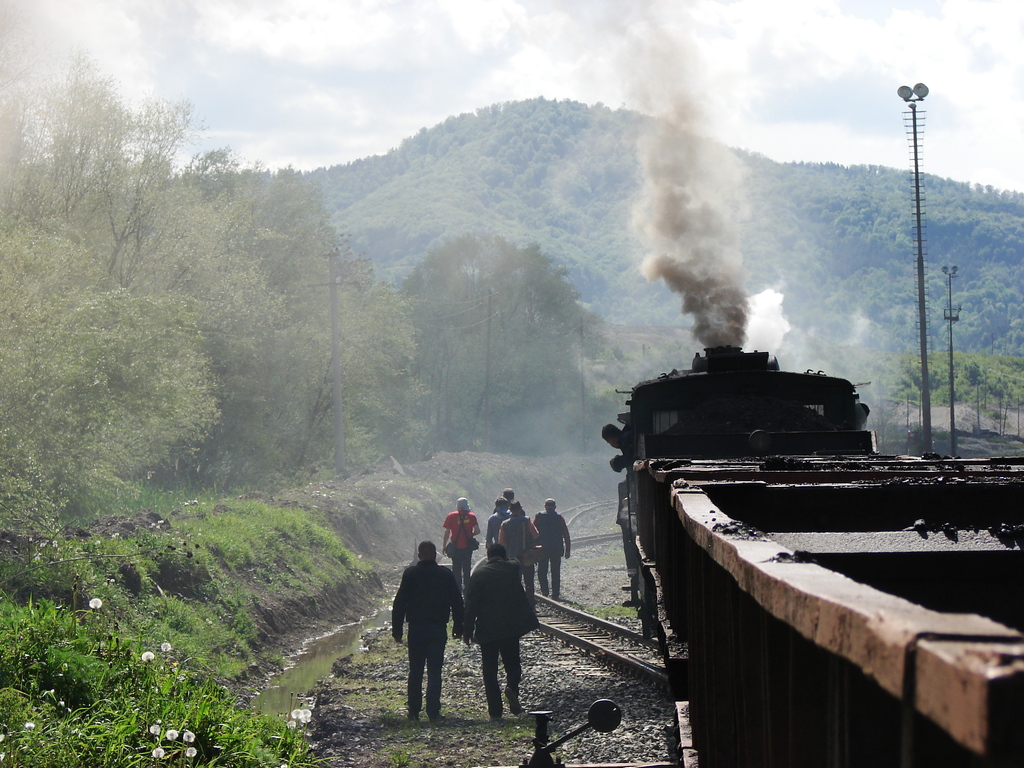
top-left (612, 346), bottom-right (1024, 767)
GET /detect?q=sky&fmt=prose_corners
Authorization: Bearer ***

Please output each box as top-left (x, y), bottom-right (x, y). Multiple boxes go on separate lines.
top-left (16, 0), bottom-right (1024, 192)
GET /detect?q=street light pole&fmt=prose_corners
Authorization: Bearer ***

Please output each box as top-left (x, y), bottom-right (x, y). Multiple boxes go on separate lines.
top-left (942, 266), bottom-right (961, 456)
top-left (898, 83), bottom-right (932, 453)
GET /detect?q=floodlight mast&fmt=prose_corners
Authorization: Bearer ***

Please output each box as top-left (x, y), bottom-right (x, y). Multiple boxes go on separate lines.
top-left (899, 83), bottom-right (932, 454)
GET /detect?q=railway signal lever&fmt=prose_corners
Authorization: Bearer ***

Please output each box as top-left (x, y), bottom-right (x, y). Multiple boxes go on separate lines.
top-left (520, 699), bottom-right (622, 767)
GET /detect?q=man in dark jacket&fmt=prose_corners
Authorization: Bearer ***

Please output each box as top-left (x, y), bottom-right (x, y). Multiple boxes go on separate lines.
top-left (499, 500), bottom-right (540, 603)
top-left (533, 498), bottom-right (571, 599)
top-left (392, 540), bottom-right (465, 722)
top-left (486, 496), bottom-right (511, 547)
top-left (463, 543), bottom-right (539, 721)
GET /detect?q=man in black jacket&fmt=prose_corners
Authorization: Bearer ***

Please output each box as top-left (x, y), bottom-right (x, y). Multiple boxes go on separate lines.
top-left (533, 498), bottom-right (571, 599)
top-left (392, 540), bottom-right (465, 722)
top-left (463, 543), bottom-right (539, 721)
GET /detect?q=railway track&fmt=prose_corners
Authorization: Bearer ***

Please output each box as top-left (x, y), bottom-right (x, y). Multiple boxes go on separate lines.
top-left (533, 594), bottom-right (668, 689)
top-left (563, 500), bottom-right (617, 530)
top-left (570, 531), bottom-right (621, 549)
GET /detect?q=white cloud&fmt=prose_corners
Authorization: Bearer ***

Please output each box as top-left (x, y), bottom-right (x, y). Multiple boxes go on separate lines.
top-left (14, 0), bottom-right (1024, 189)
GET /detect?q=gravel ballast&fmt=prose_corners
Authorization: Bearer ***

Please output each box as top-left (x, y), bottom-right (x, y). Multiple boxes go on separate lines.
top-left (306, 539), bottom-right (680, 767)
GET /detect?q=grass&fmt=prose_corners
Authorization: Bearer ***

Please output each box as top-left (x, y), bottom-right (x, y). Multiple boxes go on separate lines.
top-left (1, 498), bottom-right (371, 677)
top-left (0, 599), bottom-right (317, 768)
top-left (0, 494), bottom-right (375, 765)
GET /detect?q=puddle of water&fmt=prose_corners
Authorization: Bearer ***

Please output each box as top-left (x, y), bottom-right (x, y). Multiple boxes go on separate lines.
top-left (252, 604), bottom-right (391, 718)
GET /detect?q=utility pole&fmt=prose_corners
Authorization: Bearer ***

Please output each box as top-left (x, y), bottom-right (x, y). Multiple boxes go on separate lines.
top-left (579, 325), bottom-right (587, 454)
top-left (898, 83), bottom-right (932, 453)
top-left (483, 289), bottom-right (492, 451)
top-left (942, 266), bottom-right (961, 456)
top-left (329, 250), bottom-right (346, 476)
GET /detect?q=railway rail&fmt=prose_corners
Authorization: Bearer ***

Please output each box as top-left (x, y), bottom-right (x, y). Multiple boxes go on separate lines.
top-left (563, 501), bottom-right (617, 530)
top-left (568, 532), bottom-right (620, 549)
top-left (533, 594), bottom-right (668, 689)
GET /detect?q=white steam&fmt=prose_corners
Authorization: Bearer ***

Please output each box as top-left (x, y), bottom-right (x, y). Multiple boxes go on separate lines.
top-left (744, 288), bottom-right (791, 352)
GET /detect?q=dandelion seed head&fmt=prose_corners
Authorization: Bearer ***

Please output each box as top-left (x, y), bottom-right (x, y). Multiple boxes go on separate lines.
top-left (185, 747), bottom-right (197, 758)
top-left (286, 720), bottom-right (297, 729)
top-left (142, 651), bottom-right (155, 663)
top-left (149, 724), bottom-right (161, 736)
top-left (89, 598), bottom-right (102, 609)
top-left (23, 722), bottom-right (34, 731)
top-left (182, 731), bottom-right (195, 743)
top-left (152, 747), bottom-right (165, 758)
top-left (166, 729), bottom-right (179, 741)
top-left (160, 642), bottom-right (172, 653)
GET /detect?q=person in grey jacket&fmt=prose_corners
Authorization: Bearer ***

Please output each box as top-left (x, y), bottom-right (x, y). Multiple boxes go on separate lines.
top-left (392, 540), bottom-right (464, 722)
top-left (462, 543), bottom-right (539, 721)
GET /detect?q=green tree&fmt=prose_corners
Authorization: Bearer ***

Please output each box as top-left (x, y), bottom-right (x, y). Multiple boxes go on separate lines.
top-left (0, 230), bottom-right (217, 520)
top-left (403, 234), bottom-right (602, 455)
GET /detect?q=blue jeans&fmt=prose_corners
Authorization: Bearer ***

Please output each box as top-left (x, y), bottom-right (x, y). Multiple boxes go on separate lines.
top-left (406, 623), bottom-right (447, 719)
top-left (480, 637), bottom-right (522, 718)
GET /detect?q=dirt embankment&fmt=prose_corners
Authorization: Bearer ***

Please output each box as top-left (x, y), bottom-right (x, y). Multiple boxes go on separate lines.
top-left (280, 450), bottom-right (621, 568)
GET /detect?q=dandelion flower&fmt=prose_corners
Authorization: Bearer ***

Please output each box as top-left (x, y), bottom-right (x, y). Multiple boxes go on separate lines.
top-left (185, 747), bottom-right (197, 758)
top-left (89, 598), bottom-right (102, 609)
top-left (152, 747), bottom-right (165, 758)
top-left (166, 730), bottom-right (179, 741)
top-left (182, 731), bottom-right (195, 743)
top-left (141, 651), bottom-right (155, 663)
top-left (149, 724), bottom-right (161, 736)
top-left (160, 642), bottom-right (172, 653)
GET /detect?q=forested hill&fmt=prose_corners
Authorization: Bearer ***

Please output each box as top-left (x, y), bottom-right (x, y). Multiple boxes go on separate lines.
top-left (306, 97), bottom-right (1024, 357)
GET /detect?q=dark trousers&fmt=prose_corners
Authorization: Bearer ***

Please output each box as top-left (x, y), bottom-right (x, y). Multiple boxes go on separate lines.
top-left (451, 548), bottom-right (472, 592)
top-left (480, 637), bottom-right (522, 718)
top-left (519, 561), bottom-right (535, 604)
top-left (537, 555), bottom-right (562, 598)
top-left (407, 622), bottom-right (447, 718)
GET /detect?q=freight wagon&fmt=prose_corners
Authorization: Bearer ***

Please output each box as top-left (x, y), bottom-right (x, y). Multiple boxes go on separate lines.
top-left (613, 346), bottom-right (1024, 767)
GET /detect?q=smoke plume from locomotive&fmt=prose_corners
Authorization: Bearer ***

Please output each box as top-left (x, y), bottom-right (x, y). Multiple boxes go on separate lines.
top-left (627, 18), bottom-right (749, 349)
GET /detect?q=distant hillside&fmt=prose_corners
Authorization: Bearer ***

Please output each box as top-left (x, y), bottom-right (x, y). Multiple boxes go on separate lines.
top-left (306, 98), bottom-right (1024, 357)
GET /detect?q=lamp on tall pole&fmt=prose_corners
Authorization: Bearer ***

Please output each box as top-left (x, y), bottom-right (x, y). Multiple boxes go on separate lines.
top-left (898, 82), bottom-right (932, 453)
top-left (942, 266), bottom-right (961, 456)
